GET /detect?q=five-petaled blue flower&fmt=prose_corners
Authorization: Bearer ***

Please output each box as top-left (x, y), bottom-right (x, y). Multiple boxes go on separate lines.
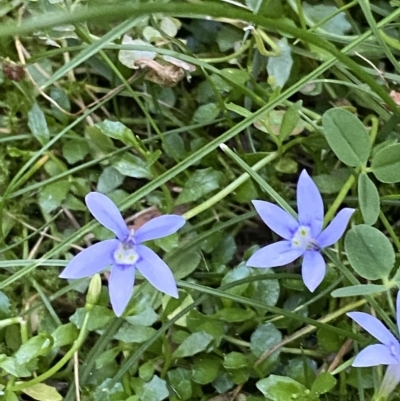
top-left (60, 192), bottom-right (185, 316)
top-left (246, 170), bottom-right (355, 292)
top-left (348, 293), bottom-right (400, 398)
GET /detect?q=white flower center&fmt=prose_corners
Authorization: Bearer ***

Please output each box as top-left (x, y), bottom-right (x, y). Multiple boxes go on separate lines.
top-left (291, 225), bottom-right (319, 251)
top-left (113, 228), bottom-right (139, 265)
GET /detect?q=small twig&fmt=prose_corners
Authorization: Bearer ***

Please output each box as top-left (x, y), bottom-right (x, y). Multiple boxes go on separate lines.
top-left (327, 339), bottom-right (353, 373)
top-left (28, 227), bottom-right (49, 259)
top-left (6, 211), bottom-right (84, 251)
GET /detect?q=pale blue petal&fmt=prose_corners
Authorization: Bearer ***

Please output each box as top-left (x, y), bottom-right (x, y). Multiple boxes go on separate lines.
top-left (302, 250), bottom-right (326, 292)
top-left (109, 265), bottom-right (135, 317)
top-left (246, 240), bottom-right (304, 268)
top-left (135, 215), bottom-right (186, 243)
top-left (317, 208), bottom-right (355, 248)
top-left (397, 292), bottom-right (400, 335)
top-left (252, 200), bottom-right (299, 240)
top-left (59, 239), bottom-right (119, 279)
top-left (135, 245), bottom-right (178, 298)
top-left (297, 170), bottom-right (324, 238)
top-left (352, 344), bottom-right (399, 367)
top-left (347, 312), bottom-right (398, 347)
top-left (379, 364), bottom-right (400, 398)
top-left (85, 192), bottom-right (128, 240)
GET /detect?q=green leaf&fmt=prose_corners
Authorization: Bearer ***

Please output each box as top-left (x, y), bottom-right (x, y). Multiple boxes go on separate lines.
top-left (345, 224), bottom-right (395, 280)
top-left (0, 356), bottom-right (31, 377)
top-left (111, 153), bottom-right (154, 179)
top-left (358, 173), bottom-right (380, 225)
top-left (124, 306), bottom-right (158, 326)
top-left (216, 25), bottom-right (243, 51)
top-left (248, 270), bottom-right (280, 308)
top-left (322, 109), bottom-right (371, 167)
top-left (176, 167), bottom-right (223, 204)
top-left (192, 356), bottom-right (220, 384)
top-left (256, 375), bottom-right (306, 401)
top-left (97, 166), bottom-right (124, 193)
top-left (95, 120), bottom-right (135, 146)
top-left (15, 334), bottom-right (50, 365)
top-left (223, 352), bottom-right (248, 369)
top-left (28, 103), bottom-right (50, 145)
top-left (211, 69), bottom-right (249, 92)
top-left (164, 245), bottom-right (201, 279)
top-left (212, 235), bottom-right (237, 265)
top-left (213, 307), bottom-right (255, 323)
top-left (280, 102), bottom-right (301, 141)
top-left (311, 372), bottom-right (337, 395)
top-left (51, 323), bottom-right (79, 348)
top-left (118, 37), bottom-right (156, 69)
top-left (70, 306), bottom-right (114, 331)
top-left (139, 360), bottom-right (155, 381)
top-left (303, 3), bottom-right (352, 35)
top-left (38, 180), bottom-right (71, 213)
top-left (5, 392), bottom-right (19, 401)
top-left (160, 17), bottom-right (179, 37)
top-left (221, 265), bottom-right (251, 304)
top-left (172, 332), bottom-right (213, 359)
top-left (267, 37), bottom-right (293, 89)
top-left (114, 323), bottom-right (156, 343)
top-left (85, 126), bottom-right (115, 159)
top-left (168, 368), bottom-right (192, 401)
top-left (162, 132), bottom-right (186, 160)
top-left (95, 347), bottom-right (121, 370)
top-left (191, 103), bottom-right (219, 124)
top-left (250, 323), bottom-right (282, 358)
top-left (62, 139), bottom-right (89, 164)
top-left (313, 169), bottom-right (351, 194)
top-left (22, 383), bottom-right (62, 401)
top-left (371, 143), bottom-right (400, 183)
top-left (331, 284), bottom-right (386, 298)
top-left (139, 375), bottom-right (169, 401)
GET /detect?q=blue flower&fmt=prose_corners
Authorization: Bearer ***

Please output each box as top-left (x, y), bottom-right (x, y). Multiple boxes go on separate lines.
top-left (348, 292), bottom-right (400, 399)
top-left (60, 192), bottom-right (185, 316)
top-left (246, 170), bottom-right (355, 292)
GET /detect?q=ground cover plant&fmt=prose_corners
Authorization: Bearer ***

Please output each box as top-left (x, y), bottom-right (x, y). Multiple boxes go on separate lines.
top-left (1, 0), bottom-right (400, 400)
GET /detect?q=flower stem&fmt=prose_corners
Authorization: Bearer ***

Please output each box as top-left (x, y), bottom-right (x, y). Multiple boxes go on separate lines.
top-left (323, 172), bottom-right (356, 226)
top-left (183, 151), bottom-right (278, 220)
top-left (10, 311), bottom-right (91, 392)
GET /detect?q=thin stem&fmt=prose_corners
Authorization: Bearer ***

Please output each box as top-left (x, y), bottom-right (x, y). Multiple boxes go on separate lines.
top-left (11, 311), bottom-right (91, 391)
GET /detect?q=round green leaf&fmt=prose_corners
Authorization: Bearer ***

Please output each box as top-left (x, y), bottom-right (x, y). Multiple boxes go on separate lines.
top-left (256, 375), bottom-right (306, 401)
top-left (371, 143), bottom-right (400, 183)
top-left (322, 109), bottom-right (371, 167)
top-left (358, 173), bottom-right (380, 225)
top-left (345, 224), bottom-right (395, 280)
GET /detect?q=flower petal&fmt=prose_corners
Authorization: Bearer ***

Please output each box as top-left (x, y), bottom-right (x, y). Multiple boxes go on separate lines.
top-left (135, 215), bottom-right (186, 243)
top-left (135, 245), bottom-right (178, 298)
top-left (85, 192), bottom-right (128, 240)
top-left (379, 364), bottom-right (400, 398)
top-left (252, 200), bottom-right (299, 240)
top-left (317, 208), bottom-right (355, 248)
top-left (352, 344), bottom-right (399, 367)
top-left (301, 250), bottom-right (326, 292)
top-left (347, 311), bottom-right (398, 347)
top-left (246, 240), bottom-right (304, 268)
top-left (297, 170), bottom-right (324, 238)
top-left (59, 239), bottom-right (119, 279)
top-left (109, 265), bottom-right (135, 317)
